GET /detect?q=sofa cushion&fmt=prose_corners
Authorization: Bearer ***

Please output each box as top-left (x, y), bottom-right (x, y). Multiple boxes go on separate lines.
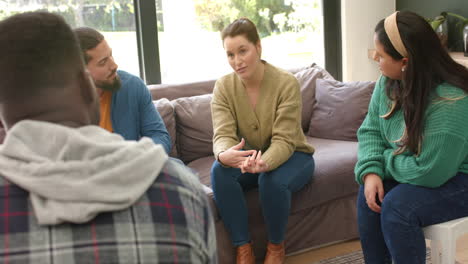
top-left (294, 64), bottom-right (335, 132)
top-left (291, 136), bottom-right (359, 212)
top-left (307, 79), bottom-right (375, 141)
top-left (186, 156), bottom-right (218, 221)
top-left (172, 94), bottom-right (213, 163)
top-left (153, 98), bottom-right (177, 157)
top-left (188, 156), bottom-right (216, 189)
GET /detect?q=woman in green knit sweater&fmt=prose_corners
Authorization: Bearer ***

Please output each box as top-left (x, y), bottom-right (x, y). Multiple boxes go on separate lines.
top-left (355, 11), bottom-right (468, 263)
top-left (210, 18), bottom-right (315, 264)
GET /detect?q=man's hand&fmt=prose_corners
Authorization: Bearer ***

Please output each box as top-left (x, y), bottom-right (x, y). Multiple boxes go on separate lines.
top-left (218, 138), bottom-right (256, 168)
top-left (240, 150), bottom-right (269, 174)
top-left (363, 173), bottom-right (384, 213)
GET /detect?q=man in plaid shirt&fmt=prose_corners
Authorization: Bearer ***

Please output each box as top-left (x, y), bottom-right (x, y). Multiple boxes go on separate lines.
top-left (0, 11), bottom-right (217, 264)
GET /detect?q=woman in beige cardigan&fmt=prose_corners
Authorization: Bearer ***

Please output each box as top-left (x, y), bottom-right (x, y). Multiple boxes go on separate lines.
top-left (210, 18), bottom-right (315, 264)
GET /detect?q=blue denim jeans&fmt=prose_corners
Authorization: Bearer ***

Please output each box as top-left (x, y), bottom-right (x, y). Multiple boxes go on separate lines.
top-left (357, 172), bottom-right (468, 264)
top-left (211, 151), bottom-right (315, 246)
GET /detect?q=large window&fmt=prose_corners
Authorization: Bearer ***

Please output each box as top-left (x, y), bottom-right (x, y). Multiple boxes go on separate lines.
top-left (0, 0), bottom-right (139, 77)
top-left (155, 0), bottom-right (324, 83)
top-left (1, 0), bottom-right (335, 84)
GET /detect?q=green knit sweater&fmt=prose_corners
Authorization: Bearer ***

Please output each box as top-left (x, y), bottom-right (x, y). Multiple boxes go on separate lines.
top-left (211, 62), bottom-right (314, 171)
top-left (355, 75), bottom-right (468, 187)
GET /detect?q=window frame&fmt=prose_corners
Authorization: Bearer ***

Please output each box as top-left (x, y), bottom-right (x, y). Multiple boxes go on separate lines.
top-left (134, 0), bottom-right (161, 84)
top-left (323, 0), bottom-right (342, 81)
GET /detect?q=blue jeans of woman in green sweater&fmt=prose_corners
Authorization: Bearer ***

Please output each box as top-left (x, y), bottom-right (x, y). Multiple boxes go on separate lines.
top-left (358, 172), bottom-right (468, 264)
top-left (211, 151), bottom-right (315, 246)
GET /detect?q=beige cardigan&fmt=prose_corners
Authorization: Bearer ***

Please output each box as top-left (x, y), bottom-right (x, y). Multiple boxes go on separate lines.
top-left (211, 62), bottom-right (314, 171)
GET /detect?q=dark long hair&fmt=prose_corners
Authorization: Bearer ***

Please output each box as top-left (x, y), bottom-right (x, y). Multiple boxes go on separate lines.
top-left (375, 11), bottom-right (468, 155)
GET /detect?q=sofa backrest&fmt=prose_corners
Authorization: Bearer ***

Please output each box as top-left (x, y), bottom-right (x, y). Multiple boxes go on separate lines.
top-left (149, 80), bottom-right (216, 101)
top-left (151, 64), bottom-right (375, 163)
top-left (150, 63), bottom-right (334, 130)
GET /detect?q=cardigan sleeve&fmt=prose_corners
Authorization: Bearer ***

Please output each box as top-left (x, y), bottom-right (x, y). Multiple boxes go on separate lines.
top-left (211, 80), bottom-right (239, 161)
top-left (261, 79), bottom-right (301, 170)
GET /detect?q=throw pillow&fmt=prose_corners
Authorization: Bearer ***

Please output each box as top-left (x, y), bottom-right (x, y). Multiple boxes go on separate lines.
top-left (153, 98), bottom-right (177, 157)
top-left (307, 79), bottom-right (375, 141)
top-left (172, 94), bottom-right (213, 164)
top-left (294, 63), bottom-right (335, 132)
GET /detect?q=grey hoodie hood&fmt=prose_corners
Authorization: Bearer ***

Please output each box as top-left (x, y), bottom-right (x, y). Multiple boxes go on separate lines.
top-left (0, 120), bottom-right (168, 225)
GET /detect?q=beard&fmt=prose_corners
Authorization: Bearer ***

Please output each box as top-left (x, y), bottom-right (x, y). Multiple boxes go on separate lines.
top-left (95, 73), bottom-right (121, 92)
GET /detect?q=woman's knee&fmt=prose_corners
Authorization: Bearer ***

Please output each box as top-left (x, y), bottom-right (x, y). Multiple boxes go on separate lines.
top-left (211, 161), bottom-right (223, 174)
top-left (211, 161), bottom-right (234, 175)
top-left (380, 196), bottom-right (418, 227)
top-left (211, 161), bottom-right (243, 185)
top-left (210, 161), bottom-right (230, 184)
top-left (259, 172), bottom-right (287, 192)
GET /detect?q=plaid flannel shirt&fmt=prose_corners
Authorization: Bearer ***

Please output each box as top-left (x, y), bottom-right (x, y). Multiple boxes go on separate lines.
top-left (0, 159), bottom-right (217, 264)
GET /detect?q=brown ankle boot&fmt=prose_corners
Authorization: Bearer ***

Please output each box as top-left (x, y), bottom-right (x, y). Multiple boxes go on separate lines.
top-left (263, 242), bottom-right (285, 264)
top-left (236, 243), bottom-right (255, 264)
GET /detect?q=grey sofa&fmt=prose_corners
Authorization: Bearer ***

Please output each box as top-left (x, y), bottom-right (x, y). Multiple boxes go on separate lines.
top-left (148, 64), bottom-right (376, 263)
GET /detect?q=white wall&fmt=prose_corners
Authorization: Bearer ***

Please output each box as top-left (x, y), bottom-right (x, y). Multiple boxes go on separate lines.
top-left (341, 0), bottom-right (395, 81)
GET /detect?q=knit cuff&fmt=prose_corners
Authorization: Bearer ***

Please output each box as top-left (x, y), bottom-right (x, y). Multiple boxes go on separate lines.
top-left (357, 167), bottom-right (384, 185)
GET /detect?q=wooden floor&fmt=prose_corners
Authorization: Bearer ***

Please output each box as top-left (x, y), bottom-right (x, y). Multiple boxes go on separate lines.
top-left (285, 234), bottom-right (468, 264)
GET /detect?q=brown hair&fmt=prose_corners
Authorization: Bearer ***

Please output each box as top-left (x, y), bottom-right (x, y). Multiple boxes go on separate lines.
top-left (74, 27), bottom-right (104, 64)
top-left (221, 18), bottom-right (260, 45)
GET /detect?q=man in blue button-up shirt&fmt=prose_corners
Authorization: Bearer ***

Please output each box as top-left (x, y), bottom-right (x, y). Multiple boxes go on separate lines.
top-left (74, 27), bottom-right (171, 154)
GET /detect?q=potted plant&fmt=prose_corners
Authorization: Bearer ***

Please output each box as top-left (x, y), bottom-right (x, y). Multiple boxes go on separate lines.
top-left (443, 12), bottom-right (468, 56)
top-left (427, 13), bottom-right (449, 48)
top-left (428, 12), bottom-right (468, 53)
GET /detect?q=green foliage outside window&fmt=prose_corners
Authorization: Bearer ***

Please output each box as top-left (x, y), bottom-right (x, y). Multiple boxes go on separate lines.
top-left (0, 0), bottom-right (135, 31)
top-left (0, 0), bottom-right (321, 36)
top-left (194, 0), bottom-right (320, 37)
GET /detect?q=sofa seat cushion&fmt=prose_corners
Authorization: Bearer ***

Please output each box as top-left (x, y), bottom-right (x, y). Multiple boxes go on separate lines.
top-left (187, 136), bottom-right (359, 216)
top-left (187, 155), bottom-right (215, 188)
top-left (291, 137), bottom-right (359, 213)
top-left (186, 156), bottom-right (218, 220)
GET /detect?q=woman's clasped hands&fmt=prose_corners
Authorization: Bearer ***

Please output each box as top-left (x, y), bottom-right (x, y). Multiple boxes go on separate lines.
top-left (218, 138), bottom-right (269, 174)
